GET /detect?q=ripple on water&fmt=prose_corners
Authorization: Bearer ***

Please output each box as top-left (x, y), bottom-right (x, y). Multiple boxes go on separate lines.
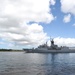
top-left (0, 52), bottom-right (75, 75)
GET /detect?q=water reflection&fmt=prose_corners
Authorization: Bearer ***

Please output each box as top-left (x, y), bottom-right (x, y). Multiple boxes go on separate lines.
top-left (43, 53), bottom-right (72, 75)
top-left (50, 53), bottom-right (59, 75)
top-left (51, 53), bottom-right (57, 63)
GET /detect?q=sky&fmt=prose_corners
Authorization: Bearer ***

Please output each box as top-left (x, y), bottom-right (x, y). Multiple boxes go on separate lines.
top-left (0, 0), bottom-right (75, 49)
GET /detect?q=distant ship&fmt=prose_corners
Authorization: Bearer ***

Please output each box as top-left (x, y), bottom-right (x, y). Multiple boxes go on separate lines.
top-left (24, 39), bottom-right (75, 53)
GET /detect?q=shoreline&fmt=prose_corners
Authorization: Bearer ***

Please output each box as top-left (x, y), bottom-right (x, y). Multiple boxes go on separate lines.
top-left (0, 50), bottom-right (24, 52)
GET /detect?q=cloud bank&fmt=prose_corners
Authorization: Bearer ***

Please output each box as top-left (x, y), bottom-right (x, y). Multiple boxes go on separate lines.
top-left (0, 0), bottom-right (56, 48)
top-left (54, 37), bottom-right (75, 47)
top-left (0, 0), bottom-right (75, 48)
top-left (47, 37), bottom-right (75, 47)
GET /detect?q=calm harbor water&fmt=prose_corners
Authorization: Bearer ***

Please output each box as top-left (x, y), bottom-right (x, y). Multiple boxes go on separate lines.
top-left (0, 52), bottom-right (75, 75)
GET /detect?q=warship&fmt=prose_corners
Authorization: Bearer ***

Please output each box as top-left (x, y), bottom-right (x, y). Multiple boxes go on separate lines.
top-left (24, 39), bottom-right (75, 53)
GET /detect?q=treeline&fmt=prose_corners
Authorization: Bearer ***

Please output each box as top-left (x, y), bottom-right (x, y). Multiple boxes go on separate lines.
top-left (0, 49), bottom-right (12, 51)
top-left (0, 49), bottom-right (23, 51)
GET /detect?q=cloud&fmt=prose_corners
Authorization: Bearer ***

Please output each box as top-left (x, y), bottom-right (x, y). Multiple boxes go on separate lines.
top-left (63, 14), bottom-right (71, 23)
top-left (0, 0), bottom-right (55, 23)
top-left (46, 37), bottom-right (75, 48)
top-left (54, 37), bottom-right (75, 47)
top-left (60, 0), bottom-right (75, 15)
top-left (0, 23), bottom-right (48, 47)
top-left (72, 23), bottom-right (75, 26)
top-left (0, 0), bottom-right (56, 48)
top-left (50, 0), bottom-right (56, 5)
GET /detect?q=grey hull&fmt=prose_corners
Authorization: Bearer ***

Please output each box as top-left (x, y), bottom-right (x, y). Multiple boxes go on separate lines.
top-left (25, 49), bottom-right (75, 53)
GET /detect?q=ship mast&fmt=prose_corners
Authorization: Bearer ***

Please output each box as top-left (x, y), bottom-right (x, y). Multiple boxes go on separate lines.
top-left (50, 36), bottom-right (55, 48)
